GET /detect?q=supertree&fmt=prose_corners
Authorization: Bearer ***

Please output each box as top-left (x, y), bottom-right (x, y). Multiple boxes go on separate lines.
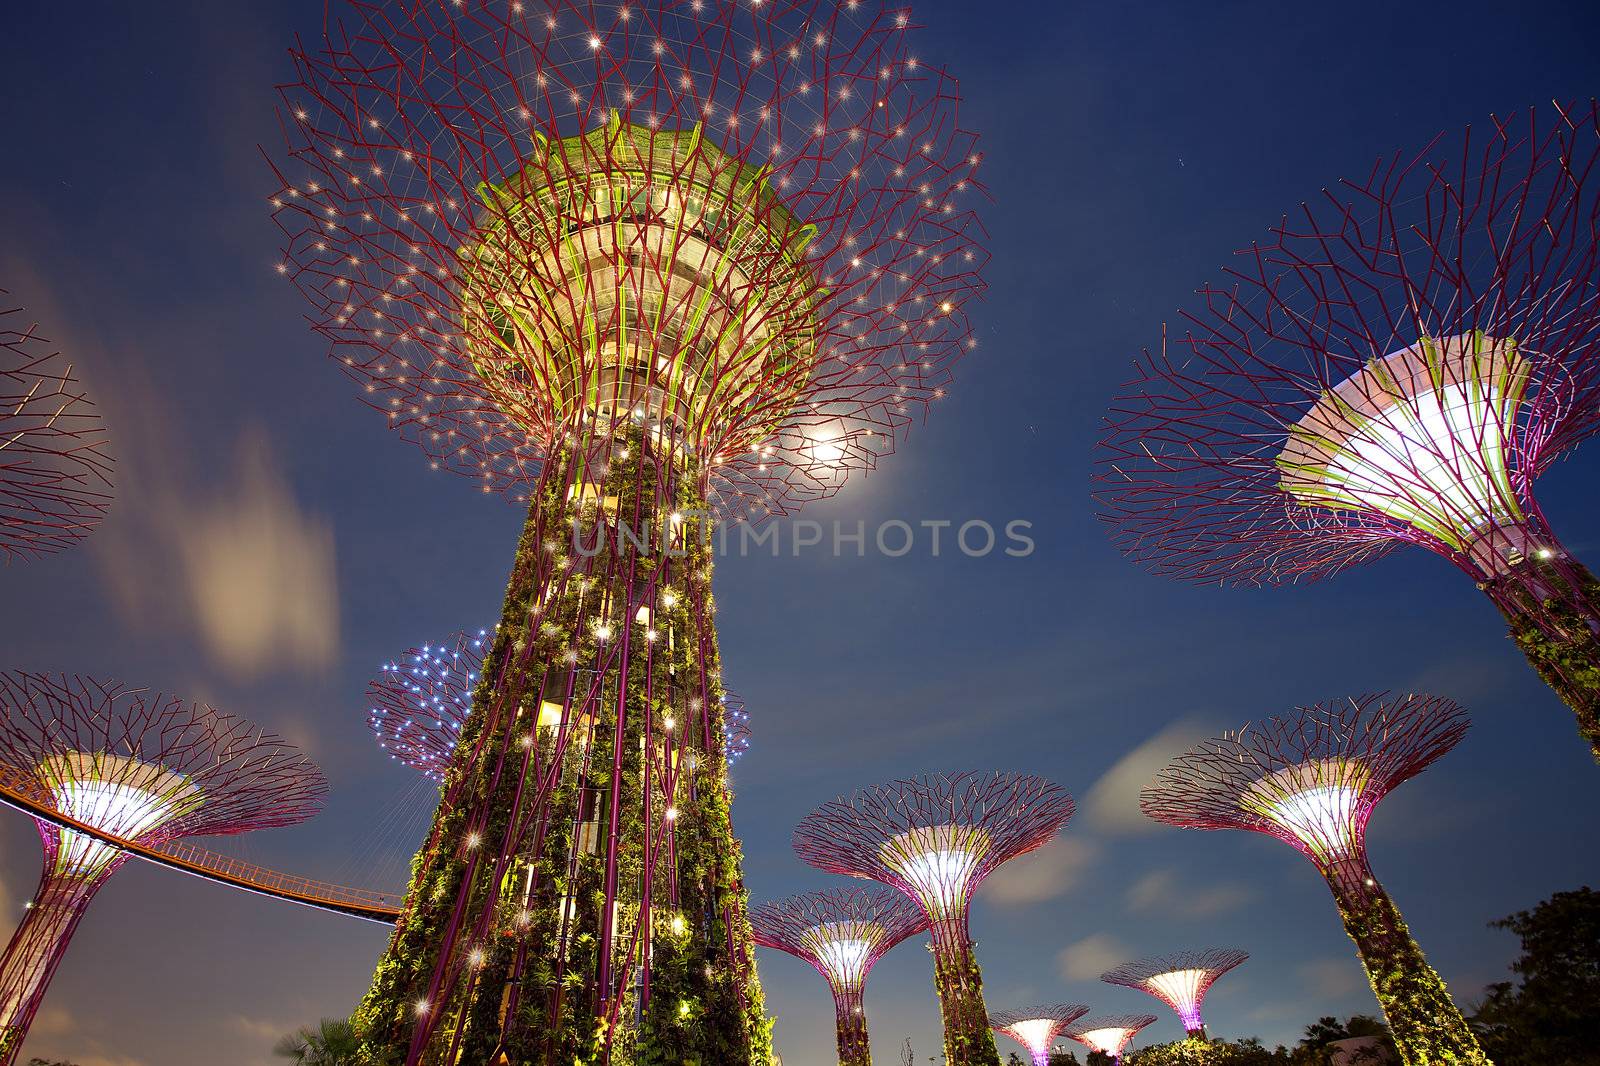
top-left (986, 1005), bottom-right (1089, 1066)
top-left (0, 670), bottom-right (326, 1064)
top-left (1, 292), bottom-right (113, 561)
top-left (1099, 948), bottom-right (1247, 1040)
top-left (720, 691), bottom-right (753, 766)
top-left (750, 886), bottom-right (928, 1066)
top-left (369, 627), bottom-right (752, 778)
top-left (1140, 693), bottom-right (1490, 1066)
top-left (370, 628), bottom-right (494, 782)
top-left (1062, 1015), bottom-right (1156, 1066)
top-left (270, 1), bottom-right (984, 1061)
top-left (1095, 102), bottom-right (1600, 761)
top-left (792, 771), bottom-right (1075, 1066)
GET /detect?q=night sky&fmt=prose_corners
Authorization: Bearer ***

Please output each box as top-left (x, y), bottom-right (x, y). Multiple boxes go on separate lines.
top-left (4, 2), bottom-right (1600, 1064)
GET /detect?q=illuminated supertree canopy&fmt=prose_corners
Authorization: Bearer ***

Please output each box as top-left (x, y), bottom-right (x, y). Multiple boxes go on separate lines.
top-left (750, 886), bottom-right (928, 1066)
top-left (987, 1004), bottom-right (1089, 1066)
top-left (1063, 1014), bottom-right (1157, 1066)
top-left (1096, 102), bottom-right (1600, 761)
top-left (1100, 948), bottom-right (1247, 1039)
top-left (270, 1), bottom-right (984, 1062)
top-left (1, 293), bottom-right (113, 562)
top-left (0, 670), bottom-right (326, 1065)
top-left (793, 771), bottom-right (1074, 1066)
top-left (1140, 693), bottom-right (1490, 1066)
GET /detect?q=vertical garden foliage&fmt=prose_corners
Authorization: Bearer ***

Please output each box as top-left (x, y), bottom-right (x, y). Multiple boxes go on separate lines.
top-left (1491, 556), bottom-right (1600, 760)
top-left (930, 928), bottom-right (1001, 1066)
top-left (1327, 870), bottom-right (1493, 1066)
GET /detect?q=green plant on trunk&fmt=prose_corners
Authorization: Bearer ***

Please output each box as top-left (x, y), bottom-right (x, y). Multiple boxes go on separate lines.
top-left (1491, 557), bottom-right (1600, 760)
top-left (1325, 871), bottom-right (1491, 1066)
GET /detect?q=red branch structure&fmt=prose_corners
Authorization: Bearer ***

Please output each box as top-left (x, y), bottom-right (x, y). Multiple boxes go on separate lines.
top-left (792, 771), bottom-right (1074, 1066)
top-left (1062, 1014), bottom-right (1156, 1065)
top-left (270, 2), bottom-right (984, 1062)
top-left (1099, 948), bottom-right (1247, 1039)
top-left (987, 1004), bottom-right (1089, 1066)
top-left (1, 293), bottom-right (113, 561)
top-left (1140, 694), bottom-right (1489, 1066)
top-left (1095, 102), bottom-right (1600, 761)
top-left (0, 670), bottom-right (326, 1064)
top-left (750, 885), bottom-right (928, 1066)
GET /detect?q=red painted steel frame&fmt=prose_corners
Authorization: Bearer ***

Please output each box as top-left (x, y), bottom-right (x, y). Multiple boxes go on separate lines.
top-left (0, 293), bottom-right (112, 561)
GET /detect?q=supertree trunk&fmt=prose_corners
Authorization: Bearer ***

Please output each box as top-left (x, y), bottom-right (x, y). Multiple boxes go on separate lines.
top-left (928, 919), bottom-right (1000, 1066)
top-left (352, 427), bottom-right (769, 1066)
top-left (1323, 858), bottom-right (1492, 1066)
top-left (1475, 527), bottom-right (1600, 760)
top-left (0, 867), bottom-right (105, 1065)
top-left (831, 987), bottom-right (871, 1066)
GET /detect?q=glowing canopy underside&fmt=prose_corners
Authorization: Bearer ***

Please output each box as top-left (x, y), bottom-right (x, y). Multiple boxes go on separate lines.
top-left (879, 823), bottom-right (990, 918)
top-left (1278, 333), bottom-right (1535, 561)
top-left (1240, 757), bottom-right (1371, 860)
top-left (36, 751), bottom-right (203, 878)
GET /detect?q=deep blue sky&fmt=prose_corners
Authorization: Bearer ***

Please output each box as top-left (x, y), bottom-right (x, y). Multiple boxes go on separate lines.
top-left (3, 2), bottom-right (1600, 1064)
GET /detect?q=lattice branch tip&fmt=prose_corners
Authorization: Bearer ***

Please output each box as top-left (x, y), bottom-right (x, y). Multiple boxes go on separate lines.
top-left (1095, 101), bottom-right (1600, 759)
top-left (1100, 948), bottom-right (1247, 1038)
top-left (368, 625), bottom-right (752, 778)
top-left (0, 670), bottom-right (326, 1063)
top-left (1064, 1015), bottom-right (1157, 1065)
top-left (1140, 694), bottom-right (1492, 1066)
top-left (272, 0), bottom-right (988, 520)
top-left (988, 1004), bottom-right (1089, 1066)
top-left (1, 292), bottom-right (113, 561)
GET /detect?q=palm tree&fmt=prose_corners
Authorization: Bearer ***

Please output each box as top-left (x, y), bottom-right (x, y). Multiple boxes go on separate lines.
top-left (273, 1018), bottom-right (361, 1066)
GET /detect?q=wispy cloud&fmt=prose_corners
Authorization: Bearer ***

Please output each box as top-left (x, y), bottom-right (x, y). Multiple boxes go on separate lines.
top-left (24, 1004), bottom-right (148, 1066)
top-left (91, 364), bottom-right (339, 680)
top-left (1083, 715), bottom-right (1220, 834)
top-left (980, 835), bottom-right (1101, 907)
top-left (1057, 933), bottom-right (1132, 981)
top-left (1126, 867), bottom-right (1255, 918)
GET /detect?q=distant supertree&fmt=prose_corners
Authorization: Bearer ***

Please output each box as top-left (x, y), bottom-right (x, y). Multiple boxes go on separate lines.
top-left (1140, 694), bottom-right (1489, 1066)
top-left (369, 628), bottom-right (492, 781)
top-left (720, 692), bottom-right (753, 766)
top-left (987, 1005), bottom-right (1089, 1066)
top-left (750, 886), bottom-right (929, 1066)
top-left (369, 627), bottom-right (752, 778)
top-left (1096, 102), bottom-right (1600, 761)
top-left (0, 670), bottom-right (325, 1064)
top-left (1062, 1015), bottom-right (1156, 1066)
top-left (1100, 948), bottom-right (1247, 1039)
top-left (271, 1), bottom-right (984, 1059)
top-left (1, 293), bottom-right (113, 561)
top-left (793, 772), bottom-right (1075, 1066)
